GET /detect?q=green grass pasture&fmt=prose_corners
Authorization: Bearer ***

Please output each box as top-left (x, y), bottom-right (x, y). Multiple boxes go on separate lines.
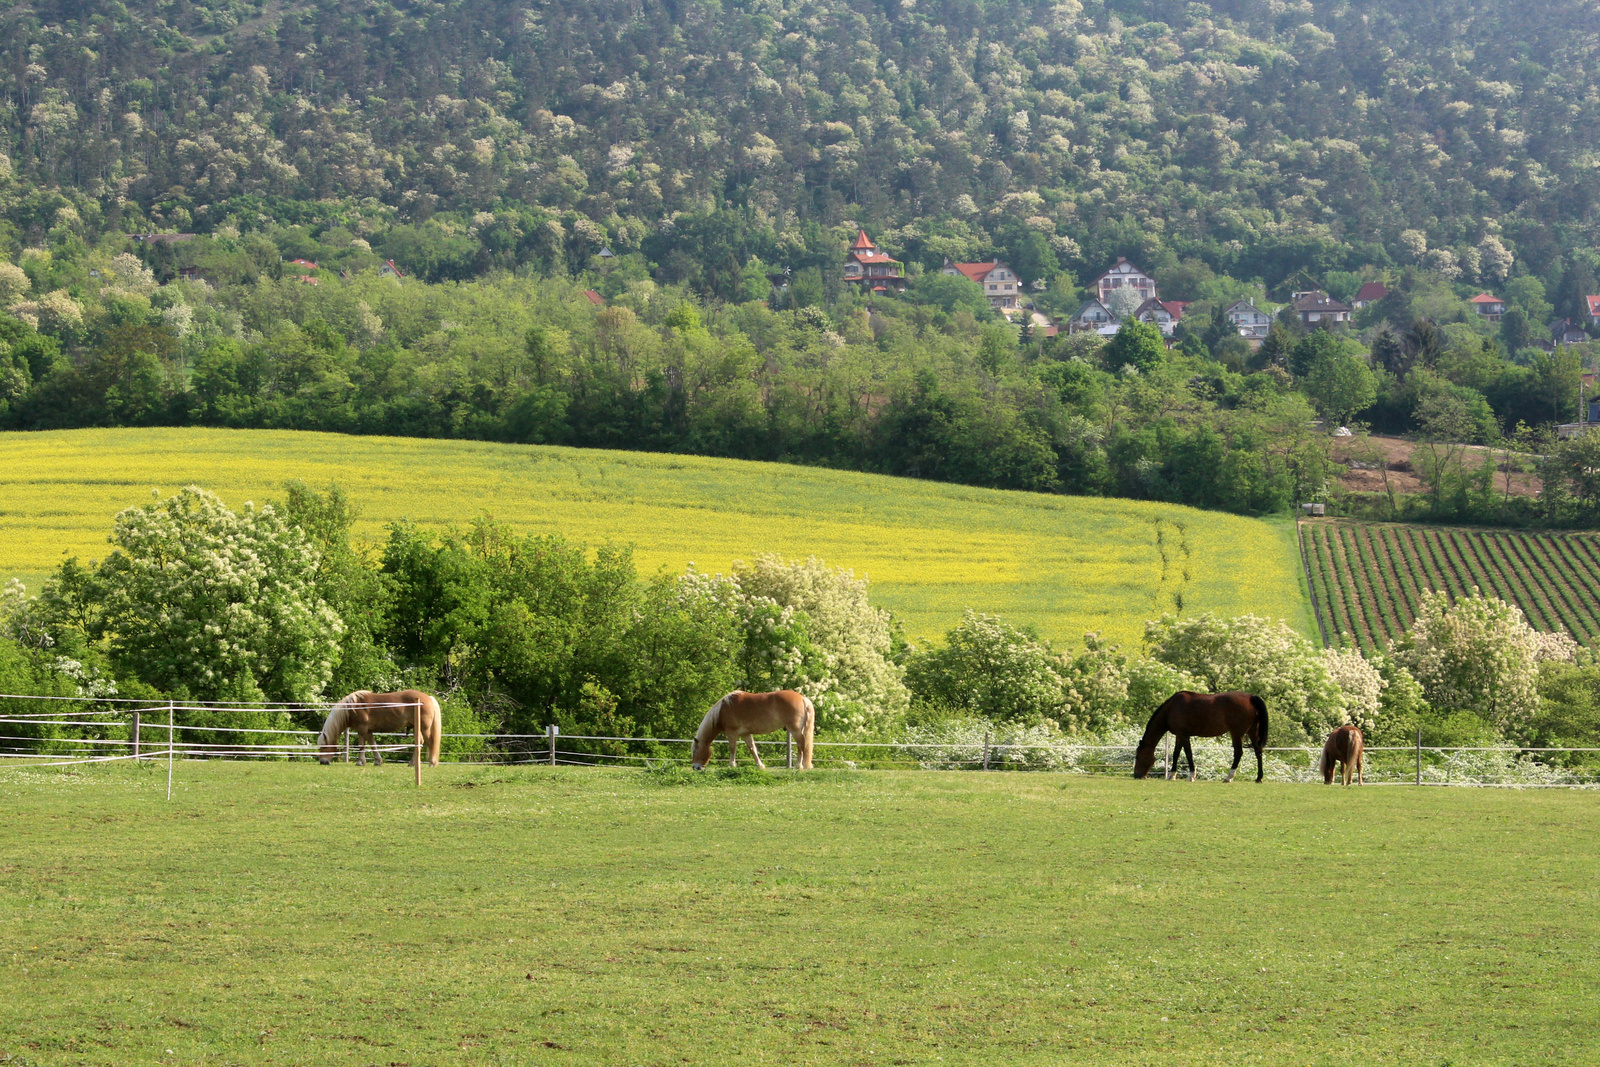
top-left (0, 427), bottom-right (1312, 646)
top-left (0, 762), bottom-right (1594, 1065)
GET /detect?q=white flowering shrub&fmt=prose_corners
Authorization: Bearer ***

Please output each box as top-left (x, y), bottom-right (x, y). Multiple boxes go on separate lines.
top-left (729, 555), bottom-right (908, 731)
top-left (97, 486), bottom-right (345, 702)
top-left (676, 566), bottom-right (828, 700)
top-left (1322, 647), bottom-right (1385, 733)
top-left (906, 611), bottom-right (1066, 725)
top-left (1390, 590), bottom-right (1542, 740)
top-left (1143, 613), bottom-right (1346, 742)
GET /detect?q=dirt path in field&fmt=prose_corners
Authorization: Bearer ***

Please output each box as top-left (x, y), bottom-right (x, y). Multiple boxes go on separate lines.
top-left (1330, 434), bottom-right (1541, 498)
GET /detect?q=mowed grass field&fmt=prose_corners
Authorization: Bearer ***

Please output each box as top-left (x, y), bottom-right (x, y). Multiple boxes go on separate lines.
top-left (1, 762), bottom-right (1595, 1065)
top-left (0, 428), bottom-right (1311, 646)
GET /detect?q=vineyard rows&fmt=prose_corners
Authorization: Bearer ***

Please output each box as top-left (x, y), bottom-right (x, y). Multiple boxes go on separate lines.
top-left (1300, 521), bottom-right (1600, 651)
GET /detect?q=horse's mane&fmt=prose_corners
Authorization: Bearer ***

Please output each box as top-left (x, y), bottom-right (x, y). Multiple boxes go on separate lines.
top-left (1138, 692), bottom-right (1180, 749)
top-left (694, 696), bottom-right (727, 743)
top-left (318, 690), bottom-right (371, 747)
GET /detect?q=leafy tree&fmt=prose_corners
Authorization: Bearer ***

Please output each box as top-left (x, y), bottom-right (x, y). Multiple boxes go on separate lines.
top-left (1304, 353), bottom-right (1377, 425)
top-left (1390, 591), bottom-right (1544, 740)
top-left (906, 611), bottom-right (1065, 726)
top-left (1104, 320), bottom-right (1164, 374)
top-left (94, 487), bottom-right (345, 702)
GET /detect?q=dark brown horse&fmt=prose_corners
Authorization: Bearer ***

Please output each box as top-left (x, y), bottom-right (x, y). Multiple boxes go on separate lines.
top-left (1132, 691), bottom-right (1269, 783)
top-left (1322, 725), bottom-right (1364, 785)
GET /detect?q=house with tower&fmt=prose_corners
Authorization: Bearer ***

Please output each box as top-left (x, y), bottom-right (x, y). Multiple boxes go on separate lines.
top-left (843, 230), bottom-right (907, 294)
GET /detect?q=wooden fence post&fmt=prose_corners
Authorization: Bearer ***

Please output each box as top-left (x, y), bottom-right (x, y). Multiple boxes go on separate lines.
top-left (1415, 728), bottom-right (1422, 786)
top-left (982, 730), bottom-right (991, 771)
top-left (166, 701), bottom-right (174, 801)
top-left (343, 726), bottom-right (349, 763)
top-left (414, 702), bottom-right (422, 788)
top-left (787, 734), bottom-right (794, 770)
top-left (548, 724), bottom-right (558, 766)
top-left (130, 710), bottom-right (140, 759)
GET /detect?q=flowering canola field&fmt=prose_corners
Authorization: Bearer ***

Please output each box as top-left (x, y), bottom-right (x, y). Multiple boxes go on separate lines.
top-left (0, 428), bottom-right (1312, 647)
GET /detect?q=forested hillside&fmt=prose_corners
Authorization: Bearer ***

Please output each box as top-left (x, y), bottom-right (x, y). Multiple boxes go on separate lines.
top-left (1, 0), bottom-right (1598, 297)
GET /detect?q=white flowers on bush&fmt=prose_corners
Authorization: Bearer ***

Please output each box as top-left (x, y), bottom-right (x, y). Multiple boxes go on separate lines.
top-left (1390, 590), bottom-right (1542, 739)
top-left (1321, 647), bottom-right (1385, 732)
top-left (97, 486), bottom-right (344, 702)
top-left (679, 554), bottom-right (908, 731)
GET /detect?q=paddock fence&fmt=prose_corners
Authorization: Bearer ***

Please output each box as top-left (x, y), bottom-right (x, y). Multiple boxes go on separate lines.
top-left (2, 693), bottom-right (1597, 790)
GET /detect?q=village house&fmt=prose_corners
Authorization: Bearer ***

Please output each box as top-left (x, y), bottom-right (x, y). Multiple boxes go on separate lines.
top-left (1553, 320), bottom-right (1589, 346)
top-left (1291, 290), bottom-right (1352, 328)
top-left (843, 230), bottom-right (907, 294)
top-left (942, 258), bottom-right (1021, 309)
top-left (1586, 295), bottom-right (1600, 329)
top-left (1469, 293), bottom-right (1506, 321)
top-left (1093, 257), bottom-right (1157, 304)
top-left (1351, 281), bottom-right (1388, 309)
top-left (1134, 297), bottom-right (1183, 337)
top-left (1223, 298), bottom-right (1272, 340)
top-left (1068, 297), bottom-right (1118, 334)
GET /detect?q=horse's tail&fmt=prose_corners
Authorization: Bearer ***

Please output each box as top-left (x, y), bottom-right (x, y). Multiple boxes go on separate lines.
top-left (800, 696), bottom-right (815, 770)
top-left (1251, 694), bottom-right (1268, 749)
top-left (426, 695), bottom-right (443, 767)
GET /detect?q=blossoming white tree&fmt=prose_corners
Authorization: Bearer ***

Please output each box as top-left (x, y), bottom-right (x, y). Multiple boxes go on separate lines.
top-left (1389, 590), bottom-right (1549, 739)
top-left (97, 486), bottom-right (344, 702)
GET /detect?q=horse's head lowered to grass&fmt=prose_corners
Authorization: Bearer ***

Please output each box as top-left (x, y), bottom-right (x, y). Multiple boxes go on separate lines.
top-left (691, 691), bottom-right (814, 771)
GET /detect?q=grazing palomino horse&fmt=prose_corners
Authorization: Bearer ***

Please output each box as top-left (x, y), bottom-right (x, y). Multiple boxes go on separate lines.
top-left (318, 690), bottom-right (442, 768)
top-left (1133, 691), bottom-right (1269, 783)
top-left (691, 690), bottom-right (814, 771)
top-left (1322, 724), bottom-right (1364, 785)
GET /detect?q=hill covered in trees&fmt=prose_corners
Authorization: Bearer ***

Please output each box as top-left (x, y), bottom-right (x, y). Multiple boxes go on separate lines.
top-left (2, 0), bottom-right (1599, 303)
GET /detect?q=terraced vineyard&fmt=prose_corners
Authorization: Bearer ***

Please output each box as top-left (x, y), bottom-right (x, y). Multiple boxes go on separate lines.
top-left (1301, 521), bottom-right (1600, 650)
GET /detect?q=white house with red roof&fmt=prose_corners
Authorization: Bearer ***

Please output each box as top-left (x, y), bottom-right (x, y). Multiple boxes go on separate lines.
top-left (1585, 295), bottom-right (1600, 328)
top-left (1093, 257), bottom-right (1158, 304)
top-left (1469, 293), bottom-right (1506, 321)
top-left (843, 230), bottom-right (907, 293)
top-left (941, 258), bottom-right (1021, 309)
top-left (1135, 297), bottom-right (1181, 336)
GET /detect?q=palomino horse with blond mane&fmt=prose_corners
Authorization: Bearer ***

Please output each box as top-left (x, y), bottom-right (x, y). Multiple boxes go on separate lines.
top-left (1322, 724), bottom-right (1364, 785)
top-left (691, 690), bottom-right (814, 770)
top-left (318, 690), bottom-right (442, 768)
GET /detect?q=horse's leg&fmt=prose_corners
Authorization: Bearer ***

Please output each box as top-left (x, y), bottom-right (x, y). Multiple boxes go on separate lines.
top-left (1184, 736), bottom-right (1197, 782)
top-left (358, 730), bottom-right (369, 766)
top-left (1225, 734), bottom-right (1244, 783)
top-left (745, 734), bottom-right (766, 769)
top-left (727, 732), bottom-right (738, 768)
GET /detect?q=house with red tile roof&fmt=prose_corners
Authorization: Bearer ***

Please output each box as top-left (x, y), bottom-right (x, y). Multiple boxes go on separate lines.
top-left (843, 230), bottom-right (907, 293)
top-left (1585, 295), bottom-right (1600, 328)
top-left (941, 258), bottom-right (1021, 309)
top-left (1352, 281), bottom-right (1388, 309)
top-left (1469, 293), bottom-right (1505, 321)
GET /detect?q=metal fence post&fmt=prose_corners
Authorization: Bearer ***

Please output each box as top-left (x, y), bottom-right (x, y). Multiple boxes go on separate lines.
top-left (1415, 728), bottom-right (1422, 786)
top-left (548, 724), bottom-right (558, 766)
top-left (982, 730), bottom-right (992, 771)
top-left (130, 710), bottom-right (140, 759)
top-left (166, 701), bottom-right (174, 800)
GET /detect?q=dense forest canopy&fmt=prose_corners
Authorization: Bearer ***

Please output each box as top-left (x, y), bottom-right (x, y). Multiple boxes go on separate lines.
top-left (1, 0), bottom-right (1598, 297)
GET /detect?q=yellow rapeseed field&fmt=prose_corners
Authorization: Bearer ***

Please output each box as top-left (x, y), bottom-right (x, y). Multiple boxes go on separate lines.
top-left (0, 428), bottom-right (1312, 647)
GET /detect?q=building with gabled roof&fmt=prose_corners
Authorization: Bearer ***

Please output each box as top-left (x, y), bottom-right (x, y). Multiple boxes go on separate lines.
top-left (1092, 257), bottom-right (1158, 304)
top-left (1352, 281), bottom-right (1388, 309)
top-left (941, 258), bottom-right (1022, 309)
top-left (1068, 297), bottom-right (1118, 333)
top-left (1224, 298), bottom-right (1272, 340)
top-left (1134, 297), bottom-right (1178, 337)
top-left (1292, 290), bottom-right (1352, 328)
top-left (843, 230), bottom-right (907, 294)
top-left (1585, 295), bottom-right (1600, 327)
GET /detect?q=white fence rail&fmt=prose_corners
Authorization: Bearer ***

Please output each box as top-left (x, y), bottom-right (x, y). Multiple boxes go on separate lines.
top-left (1, 695), bottom-right (1597, 790)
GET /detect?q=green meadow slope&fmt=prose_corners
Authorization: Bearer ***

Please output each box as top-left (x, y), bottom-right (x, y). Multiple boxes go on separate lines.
top-left (0, 763), bottom-right (1594, 1065)
top-left (0, 428), bottom-right (1312, 647)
